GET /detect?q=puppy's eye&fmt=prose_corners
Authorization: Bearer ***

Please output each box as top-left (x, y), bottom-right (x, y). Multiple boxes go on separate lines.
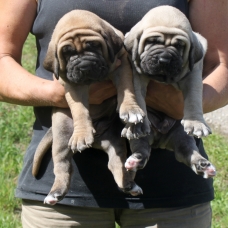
top-left (145, 37), bottom-right (163, 45)
top-left (174, 40), bottom-right (185, 49)
top-left (86, 41), bottom-right (101, 48)
top-left (62, 45), bottom-right (76, 55)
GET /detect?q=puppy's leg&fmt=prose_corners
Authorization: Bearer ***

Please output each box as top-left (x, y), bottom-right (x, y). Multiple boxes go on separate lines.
top-left (93, 120), bottom-right (143, 196)
top-left (177, 61), bottom-right (211, 138)
top-left (44, 108), bottom-right (74, 205)
top-left (65, 83), bottom-right (96, 152)
top-left (121, 69), bottom-right (151, 139)
top-left (165, 124), bottom-right (216, 178)
top-left (111, 51), bottom-right (145, 125)
top-left (125, 135), bottom-right (153, 173)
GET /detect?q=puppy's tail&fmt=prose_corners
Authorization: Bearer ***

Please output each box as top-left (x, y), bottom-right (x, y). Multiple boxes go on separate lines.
top-left (32, 128), bottom-right (53, 177)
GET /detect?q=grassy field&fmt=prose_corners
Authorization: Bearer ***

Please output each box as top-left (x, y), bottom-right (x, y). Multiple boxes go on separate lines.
top-left (0, 34), bottom-right (228, 227)
top-left (0, 34), bottom-right (36, 227)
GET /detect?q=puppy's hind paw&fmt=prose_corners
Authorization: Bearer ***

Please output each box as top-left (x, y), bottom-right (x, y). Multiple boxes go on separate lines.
top-left (44, 192), bottom-right (64, 205)
top-left (125, 154), bottom-right (148, 171)
top-left (120, 183), bottom-right (143, 196)
top-left (129, 184), bottom-right (143, 196)
top-left (192, 160), bottom-right (216, 178)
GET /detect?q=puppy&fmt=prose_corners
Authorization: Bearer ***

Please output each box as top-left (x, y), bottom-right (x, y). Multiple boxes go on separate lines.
top-left (32, 10), bottom-right (144, 205)
top-left (123, 6), bottom-right (216, 178)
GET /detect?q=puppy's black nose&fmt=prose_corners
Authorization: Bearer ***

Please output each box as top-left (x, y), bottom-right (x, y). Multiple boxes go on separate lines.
top-left (158, 52), bottom-right (172, 65)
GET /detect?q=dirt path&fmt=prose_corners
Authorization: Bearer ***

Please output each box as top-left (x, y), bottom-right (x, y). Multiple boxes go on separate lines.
top-left (204, 105), bottom-right (228, 136)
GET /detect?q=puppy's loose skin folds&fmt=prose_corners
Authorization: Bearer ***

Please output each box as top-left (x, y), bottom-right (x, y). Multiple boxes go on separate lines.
top-left (123, 6), bottom-right (216, 178)
top-left (44, 10), bottom-right (145, 152)
top-left (32, 10), bottom-right (145, 205)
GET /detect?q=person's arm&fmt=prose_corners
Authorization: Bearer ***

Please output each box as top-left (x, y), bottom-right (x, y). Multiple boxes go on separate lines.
top-left (0, 0), bottom-right (67, 107)
top-left (189, 0), bottom-right (228, 113)
top-left (0, 0), bottom-right (118, 106)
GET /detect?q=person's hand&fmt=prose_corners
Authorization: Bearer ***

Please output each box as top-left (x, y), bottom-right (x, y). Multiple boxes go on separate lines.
top-left (146, 80), bottom-right (184, 120)
top-left (88, 78), bottom-right (184, 119)
top-left (51, 75), bottom-right (117, 107)
top-left (89, 80), bottom-right (117, 104)
top-left (50, 76), bottom-right (69, 108)
top-left (87, 59), bottom-right (184, 119)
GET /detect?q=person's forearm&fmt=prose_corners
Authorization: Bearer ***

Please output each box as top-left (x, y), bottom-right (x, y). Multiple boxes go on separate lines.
top-left (189, 0), bottom-right (228, 114)
top-left (0, 55), bottom-right (67, 107)
top-left (203, 63), bottom-right (228, 113)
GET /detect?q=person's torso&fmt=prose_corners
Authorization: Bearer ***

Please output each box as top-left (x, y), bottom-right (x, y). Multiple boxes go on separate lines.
top-left (16, 0), bottom-right (214, 209)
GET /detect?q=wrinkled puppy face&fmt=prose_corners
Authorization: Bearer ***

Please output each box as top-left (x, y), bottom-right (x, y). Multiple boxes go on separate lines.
top-left (61, 37), bottom-right (110, 85)
top-left (140, 33), bottom-right (186, 84)
top-left (124, 6), bottom-right (199, 84)
top-left (44, 10), bottom-right (123, 85)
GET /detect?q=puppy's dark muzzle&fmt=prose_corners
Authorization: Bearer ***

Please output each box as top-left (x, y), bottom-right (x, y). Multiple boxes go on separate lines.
top-left (158, 52), bottom-right (172, 65)
top-left (66, 54), bottom-right (109, 85)
top-left (140, 45), bottom-right (183, 83)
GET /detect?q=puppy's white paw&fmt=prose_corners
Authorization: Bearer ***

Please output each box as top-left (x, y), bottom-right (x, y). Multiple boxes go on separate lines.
top-left (191, 159), bottom-right (216, 178)
top-left (119, 104), bottom-right (145, 124)
top-left (125, 155), bottom-right (148, 171)
top-left (44, 195), bottom-right (59, 205)
top-left (181, 119), bottom-right (212, 137)
top-left (68, 127), bottom-right (95, 152)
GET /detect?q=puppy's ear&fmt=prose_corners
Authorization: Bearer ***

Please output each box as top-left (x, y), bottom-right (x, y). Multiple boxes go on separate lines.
top-left (102, 30), bottom-right (123, 63)
top-left (188, 32), bottom-right (207, 71)
top-left (124, 21), bottom-right (143, 62)
top-left (43, 43), bottom-right (60, 79)
top-left (124, 22), bottom-right (143, 74)
top-left (131, 38), bottom-right (140, 62)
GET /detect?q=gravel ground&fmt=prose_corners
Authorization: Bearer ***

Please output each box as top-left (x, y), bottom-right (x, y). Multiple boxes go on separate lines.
top-left (204, 105), bottom-right (228, 136)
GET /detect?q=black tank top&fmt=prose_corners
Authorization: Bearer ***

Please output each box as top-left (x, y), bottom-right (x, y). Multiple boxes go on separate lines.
top-left (15, 0), bottom-right (214, 208)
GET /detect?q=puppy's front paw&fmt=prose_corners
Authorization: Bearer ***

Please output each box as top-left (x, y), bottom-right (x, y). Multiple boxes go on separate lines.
top-left (191, 159), bottom-right (216, 178)
top-left (68, 127), bottom-right (96, 152)
top-left (181, 119), bottom-right (212, 137)
top-left (119, 103), bottom-right (145, 124)
top-left (121, 118), bottom-right (151, 140)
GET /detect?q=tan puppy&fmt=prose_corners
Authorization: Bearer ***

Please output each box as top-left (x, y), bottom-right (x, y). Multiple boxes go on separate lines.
top-left (44, 10), bottom-right (144, 151)
top-left (123, 6), bottom-right (215, 177)
top-left (32, 10), bottom-right (144, 205)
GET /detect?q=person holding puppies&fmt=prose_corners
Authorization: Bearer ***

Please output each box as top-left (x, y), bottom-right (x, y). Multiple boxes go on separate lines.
top-left (0, 0), bottom-right (228, 227)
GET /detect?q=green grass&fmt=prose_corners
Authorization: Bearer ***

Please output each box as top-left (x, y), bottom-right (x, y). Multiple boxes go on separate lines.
top-left (0, 33), bottom-right (228, 227)
top-left (203, 135), bottom-right (228, 228)
top-left (0, 33), bottom-right (36, 228)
